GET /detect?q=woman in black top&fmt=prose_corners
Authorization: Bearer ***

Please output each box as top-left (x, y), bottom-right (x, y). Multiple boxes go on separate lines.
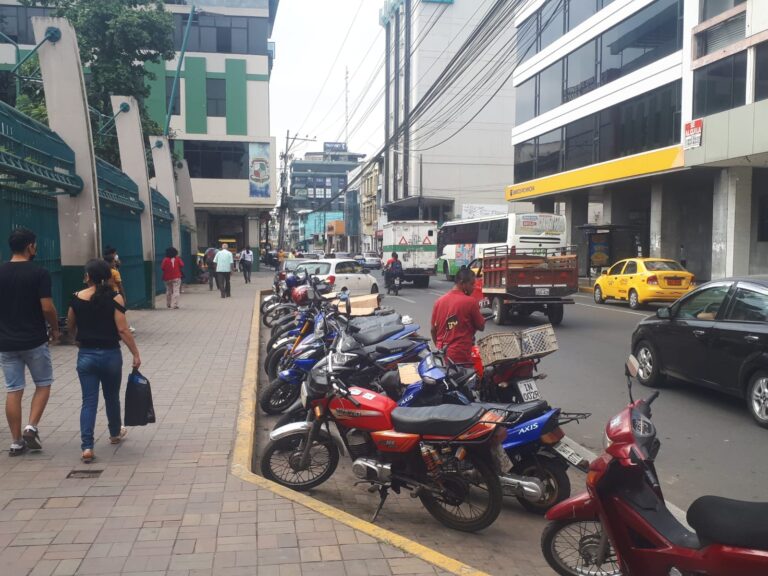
top-left (67, 259), bottom-right (141, 463)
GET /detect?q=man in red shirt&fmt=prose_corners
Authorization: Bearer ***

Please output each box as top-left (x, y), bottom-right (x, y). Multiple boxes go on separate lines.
top-left (431, 268), bottom-right (485, 365)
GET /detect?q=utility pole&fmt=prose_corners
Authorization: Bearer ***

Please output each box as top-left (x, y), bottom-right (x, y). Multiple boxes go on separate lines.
top-left (418, 153), bottom-right (423, 220)
top-left (277, 130), bottom-right (316, 250)
top-left (345, 66), bottom-right (349, 145)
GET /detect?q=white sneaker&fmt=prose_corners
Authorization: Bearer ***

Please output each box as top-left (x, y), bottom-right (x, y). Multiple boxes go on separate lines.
top-left (129, 326), bottom-right (136, 334)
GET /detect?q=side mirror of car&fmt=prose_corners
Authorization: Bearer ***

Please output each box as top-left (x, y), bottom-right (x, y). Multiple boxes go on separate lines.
top-left (656, 307), bottom-right (671, 320)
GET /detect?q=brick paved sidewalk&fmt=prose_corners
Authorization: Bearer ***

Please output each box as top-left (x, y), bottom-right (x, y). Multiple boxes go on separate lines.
top-left (0, 270), bottom-right (449, 576)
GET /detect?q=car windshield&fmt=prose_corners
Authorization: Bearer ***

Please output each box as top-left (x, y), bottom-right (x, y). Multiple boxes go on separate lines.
top-left (364, 253), bottom-right (378, 258)
top-left (297, 262), bottom-right (331, 275)
top-left (644, 260), bottom-right (684, 272)
top-left (284, 259), bottom-right (308, 271)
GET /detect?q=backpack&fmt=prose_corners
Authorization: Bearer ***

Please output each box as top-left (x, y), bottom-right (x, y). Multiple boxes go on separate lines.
top-left (390, 259), bottom-right (403, 274)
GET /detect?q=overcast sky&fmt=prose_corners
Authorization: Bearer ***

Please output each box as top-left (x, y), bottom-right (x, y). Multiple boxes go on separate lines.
top-left (270, 0), bottom-right (385, 161)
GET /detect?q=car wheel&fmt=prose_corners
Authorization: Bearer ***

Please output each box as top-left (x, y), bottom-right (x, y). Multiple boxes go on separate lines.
top-left (628, 289), bottom-right (641, 310)
top-left (634, 340), bottom-right (666, 388)
top-left (594, 285), bottom-right (605, 304)
top-left (371, 284), bottom-right (378, 294)
top-left (443, 262), bottom-right (453, 282)
top-left (746, 371), bottom-right (768, 428)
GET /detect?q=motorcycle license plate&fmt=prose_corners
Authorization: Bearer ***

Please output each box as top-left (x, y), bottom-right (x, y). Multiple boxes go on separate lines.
top-left (300, 381), bottom-right (309, 408)
top-left (553, 439), bottom-right (586, 468)
top-left (535, 287), bottom-right (550, 296)
top-left (395, 278), bottom-right (401, 286)
top-left (517, 379), bottom-right (541, 402)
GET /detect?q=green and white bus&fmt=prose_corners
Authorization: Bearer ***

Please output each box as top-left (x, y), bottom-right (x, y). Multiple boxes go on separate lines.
top-left (435, 213), bottom-right (567, 280)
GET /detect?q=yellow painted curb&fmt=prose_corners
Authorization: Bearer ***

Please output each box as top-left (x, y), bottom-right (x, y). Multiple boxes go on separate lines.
top-left (231, 290), bottom-right (491, 576)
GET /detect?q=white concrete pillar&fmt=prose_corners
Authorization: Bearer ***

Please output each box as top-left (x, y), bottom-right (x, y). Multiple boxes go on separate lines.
top-left (650, 182), bottom-right (663, 258)
top-left (712, 167), bottom-right (752, 278)
top-left (111, 95), bottom-right (154, 307)
top-left (149, 136), bottom-right (180, 249)
top-left (564, 192), bottom-right (589, 276)
top-left (32, 17), bottom-right (100, 293)
top-left (173, 159), bottom-right (196, 255)
top-left (248, 215), bottom-right (260, 249)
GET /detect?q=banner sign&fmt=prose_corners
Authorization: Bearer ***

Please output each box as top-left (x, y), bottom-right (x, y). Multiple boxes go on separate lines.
top-left (249, 142), bottom-right (271, 198)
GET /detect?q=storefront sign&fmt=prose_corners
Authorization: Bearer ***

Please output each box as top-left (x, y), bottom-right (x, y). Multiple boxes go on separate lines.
top-left (684, 119), bottom-right (703, 150)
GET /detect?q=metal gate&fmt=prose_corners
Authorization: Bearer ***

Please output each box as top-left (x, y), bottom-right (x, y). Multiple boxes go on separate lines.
top-left (0, 188), bottom-right (63, 311)
top-left (97, 159), bottom-right (148, 308)
top-left (152, 188), bottom-right (174, 295)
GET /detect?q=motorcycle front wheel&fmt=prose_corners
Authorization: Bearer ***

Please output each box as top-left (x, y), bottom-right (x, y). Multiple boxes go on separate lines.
top-left (274, 407), bottom-right (309, 429)
top-left (541, 519), bottom-right (621, 576)
top-left (418, 456), bottom-right (501, 532)
top-left (260, 432), bottom-right (339, 491)
top-left (259, 378), bottom-right (301, 415)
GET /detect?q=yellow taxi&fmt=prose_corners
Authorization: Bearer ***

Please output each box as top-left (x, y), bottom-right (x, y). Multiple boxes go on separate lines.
top-left (593, 258), bottom-right (695, 309)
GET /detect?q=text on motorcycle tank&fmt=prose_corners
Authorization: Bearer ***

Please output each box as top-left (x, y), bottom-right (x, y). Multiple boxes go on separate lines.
top-left (371, 430), bottom-right (420, 453)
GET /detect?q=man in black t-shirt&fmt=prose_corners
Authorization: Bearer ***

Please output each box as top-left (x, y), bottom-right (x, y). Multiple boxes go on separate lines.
top-left (0, 228), bottom-right (59, 455)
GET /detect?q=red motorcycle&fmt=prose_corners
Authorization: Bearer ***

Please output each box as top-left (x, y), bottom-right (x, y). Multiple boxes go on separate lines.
top-left (260, 356), bottom-right (511, 532)
top-left (541, 355), bottom-right (768, 576)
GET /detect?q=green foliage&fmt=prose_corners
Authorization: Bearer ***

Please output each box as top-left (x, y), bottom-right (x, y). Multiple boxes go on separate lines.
top-left (19, 0), bottom-right (175, 166)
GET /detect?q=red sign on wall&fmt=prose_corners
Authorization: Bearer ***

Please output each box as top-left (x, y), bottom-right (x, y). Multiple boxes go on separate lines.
top-left (684, 119), bottom-right (703, 150)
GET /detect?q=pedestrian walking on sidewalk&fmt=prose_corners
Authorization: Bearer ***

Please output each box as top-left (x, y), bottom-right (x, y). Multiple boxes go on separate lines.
top-left (204, 246), bottom-right (219, 291)
top-left (0, 228), bottom-right (58, 456)
top-left (214, 243), bottom-right (234, 298)
top-left (239, 246), bottom-right (254, 284)
top-left (160, 247), bottom-right (184, 309)
top-left (67, 259), bottom-right (141, 463)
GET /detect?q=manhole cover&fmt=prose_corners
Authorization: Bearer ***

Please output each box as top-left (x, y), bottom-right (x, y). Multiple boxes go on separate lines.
top-left (66, 470), bottom-right (103, 479)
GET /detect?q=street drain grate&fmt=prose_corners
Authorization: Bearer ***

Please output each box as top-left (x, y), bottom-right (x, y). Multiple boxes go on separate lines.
top-left (66, 469), bottom-right (103, 479)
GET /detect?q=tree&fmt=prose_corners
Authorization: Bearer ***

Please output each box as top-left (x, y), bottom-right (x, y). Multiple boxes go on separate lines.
top-left (19, 0), bottom-right (175, 166)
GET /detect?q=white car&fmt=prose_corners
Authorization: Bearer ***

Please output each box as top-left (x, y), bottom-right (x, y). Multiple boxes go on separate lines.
top-left (296, 259), bottom-right (379, 295)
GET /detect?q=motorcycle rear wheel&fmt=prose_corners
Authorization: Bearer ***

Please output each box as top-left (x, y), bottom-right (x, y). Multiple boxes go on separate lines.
top-left (418, 456), bottom-right (501, 532)
top-left (259, 378), bottom-right (301, 415)
top-left (263, 306), bottom-right (292, 328)
top-left (515, 457), bottom-right (570, 514)
top-left (260, 432), bottom-right (339, 491)
top-left (541, 519), bottom-right (621, 576)
top-left (266, 345), bottom-right (290, 381)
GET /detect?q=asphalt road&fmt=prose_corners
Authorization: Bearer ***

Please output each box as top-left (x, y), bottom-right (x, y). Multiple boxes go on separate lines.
top-left (253, 274), bottom-right (768, 575)
top-left (377, 272), bottom-right (768, 510)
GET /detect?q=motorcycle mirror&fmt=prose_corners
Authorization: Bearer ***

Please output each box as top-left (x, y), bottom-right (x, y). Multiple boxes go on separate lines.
top-left (344, 298), bottom-right (352, 319)
top-left (625, 354), bottom-right (639, 403)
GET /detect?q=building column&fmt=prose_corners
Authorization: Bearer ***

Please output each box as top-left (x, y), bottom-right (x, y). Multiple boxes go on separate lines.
top-left (174, 159), bottom-right (196, 255)
top-left (195, 210), bottom-right (209, 248)
top-left (564, 192), bottom-right (588, 276)
top-left (149, 135), bottom-right (180, 249)
top-left (649, 182), bottom-right (663, 258)
top-left (712, 167), bottom-right (752, 278)
top-left (33, 17), bottom-right (101, 296)
top-left (111, 95), bottom-right (154, 307)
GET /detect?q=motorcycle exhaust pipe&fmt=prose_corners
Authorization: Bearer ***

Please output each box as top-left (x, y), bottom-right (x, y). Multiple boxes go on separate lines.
top-left (499, 473), bottom-right (545, 502)
top-left (352, 458), bottom-right (392, 483)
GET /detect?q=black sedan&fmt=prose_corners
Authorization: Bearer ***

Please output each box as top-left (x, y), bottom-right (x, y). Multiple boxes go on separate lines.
top-left (631, 276), bottom-right (768, 428)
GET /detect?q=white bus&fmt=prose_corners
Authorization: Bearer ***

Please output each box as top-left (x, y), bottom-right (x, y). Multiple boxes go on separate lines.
top-left (435, 213), bottom-right (567, 280)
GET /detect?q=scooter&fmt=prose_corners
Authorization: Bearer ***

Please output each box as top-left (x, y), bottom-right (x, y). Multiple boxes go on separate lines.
top-left (541, 355), bottom-right (768, 576)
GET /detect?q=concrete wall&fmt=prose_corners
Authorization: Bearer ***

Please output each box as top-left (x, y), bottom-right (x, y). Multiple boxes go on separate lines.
top-left (685, 100), bottom-right (768, 167)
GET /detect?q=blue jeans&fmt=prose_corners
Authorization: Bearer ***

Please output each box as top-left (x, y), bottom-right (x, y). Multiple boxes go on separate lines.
top-left (77, 348), bottom-right (123, 450)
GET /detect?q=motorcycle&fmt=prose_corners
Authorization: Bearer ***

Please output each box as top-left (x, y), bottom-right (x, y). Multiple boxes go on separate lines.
top-left (260, 355), bottom-right (512, 532)
top-left (541, 355), bottom-right (768, 576)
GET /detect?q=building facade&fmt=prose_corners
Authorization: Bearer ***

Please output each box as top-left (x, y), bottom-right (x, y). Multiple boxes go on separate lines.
top-left (506, 0), bottom-right (768, 281)
top-left (150, 1), bottom-right (279, 252)
top-left (287, 142), bottom-right (364, 251)
top-left (0, 0), bottom-right (279, 253)
top-left (380, 0), bottom-right (529, 225)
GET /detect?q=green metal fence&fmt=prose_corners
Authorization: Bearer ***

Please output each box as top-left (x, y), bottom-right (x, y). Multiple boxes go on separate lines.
top-left (152, 188), bottom-right (173, 295)
top-left (96, 158), bottom-right (148, 308)
top-left (0, 188), bottom-right (63, 311)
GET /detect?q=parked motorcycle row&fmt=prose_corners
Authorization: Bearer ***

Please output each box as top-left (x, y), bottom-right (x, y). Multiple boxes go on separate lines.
top-left (258, 272), bottom-right (768, 574)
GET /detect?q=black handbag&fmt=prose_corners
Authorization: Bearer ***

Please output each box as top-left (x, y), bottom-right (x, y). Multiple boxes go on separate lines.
top-left (124, 369), bottom-right (156, 426)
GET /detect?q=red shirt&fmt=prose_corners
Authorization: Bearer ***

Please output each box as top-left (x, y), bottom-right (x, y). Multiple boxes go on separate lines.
top-left (161, 257), bottom-right (184, 281)
top-left (431, 288), bottom-right (485, 364)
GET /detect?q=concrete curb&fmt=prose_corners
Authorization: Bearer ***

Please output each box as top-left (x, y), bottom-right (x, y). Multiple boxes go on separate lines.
top-left (579, 286), bottom-right (595, 294)
top-left (231, 290), bottom-right (490, 576)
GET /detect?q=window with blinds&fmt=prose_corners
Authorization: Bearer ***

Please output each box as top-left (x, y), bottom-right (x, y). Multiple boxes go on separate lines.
top-left (697, 12), bottom-right (746, 57)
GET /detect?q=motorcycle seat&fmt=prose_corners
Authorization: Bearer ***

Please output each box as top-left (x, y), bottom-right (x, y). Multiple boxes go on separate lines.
top-left (374, 340), bottom-right (416, 355)
top-left (687, 496), bottom-right (768, 551)
top-left (391, 404), bottom-right (485, 436)
top-left (353, 324), bottom-right (406, 346)
top-left (348, 314), bottom-right (401, 333)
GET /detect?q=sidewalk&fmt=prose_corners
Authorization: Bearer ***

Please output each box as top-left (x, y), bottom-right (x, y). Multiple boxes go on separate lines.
top-left (0, 270), bottom-right (450, 576)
